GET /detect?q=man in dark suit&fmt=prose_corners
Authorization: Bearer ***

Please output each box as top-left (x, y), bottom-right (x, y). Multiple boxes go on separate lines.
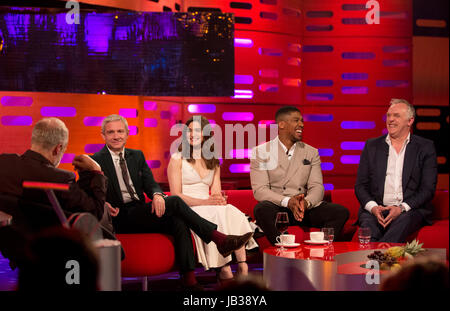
top-left (355, 99), bottom-right (438, 242)
top-left (91, 114), bottom-right (252, 290)
top-left (0, 117), bottom-right (111, 268)
top-left (0, 117), bottom-right (108, 226)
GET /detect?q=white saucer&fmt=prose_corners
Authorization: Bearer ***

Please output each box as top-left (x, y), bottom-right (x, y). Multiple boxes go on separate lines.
top-left (275, 242), bottom-right (300, 248)
top-left (304, 240), bottom-right (329, 245)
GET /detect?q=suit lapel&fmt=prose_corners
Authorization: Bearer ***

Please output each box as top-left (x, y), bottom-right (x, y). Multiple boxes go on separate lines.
top-left (124, 149), bottom-right (139, 189)
top-left (402, 137), bottom-right (417, 193)
top-left (284, 142), bottom-right (303, 183)
top-left (277, 140), bottom-right (289, 172)
top-left (99, 146), bottom-right (122, 203)
top-left (376, 139), bottom-right (389, 199)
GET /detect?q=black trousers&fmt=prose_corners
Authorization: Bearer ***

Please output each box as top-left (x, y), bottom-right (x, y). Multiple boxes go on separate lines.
top-left (358, 209), bottom-right (425, 243)
top-left (254, 200), bottom-right (349, 245)
top-left (113, 195), bottom-right (217, 272)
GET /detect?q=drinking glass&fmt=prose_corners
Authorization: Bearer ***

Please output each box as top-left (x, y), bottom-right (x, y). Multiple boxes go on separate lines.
top-left (275, 212), bottom-right (289, 249)
top-left (220, 190), bottom-right (228, 204)
top-left (358, 227), bottom-right (371, 246)
top-left (321, 227), bottom-right (334, 245)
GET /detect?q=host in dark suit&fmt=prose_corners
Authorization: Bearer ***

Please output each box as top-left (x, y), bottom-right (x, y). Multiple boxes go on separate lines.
top-left (0, 117), bottom-right (108, 228)
top-left (355, 99), bottom-right (438, 242)
top-left (91, 114), bottom-right (252, 290)
top-left (0, 118), bottom-right (112, 269)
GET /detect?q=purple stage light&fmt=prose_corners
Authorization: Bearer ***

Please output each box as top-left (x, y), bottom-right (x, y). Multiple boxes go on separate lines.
top-left (324, 183), bottom-right (334, 191)
top-left (83, 117), bottom-right (104, 126)
top-left (229, 163), bottom-right (250, 173)
top-left (342, 52), bottom-right (375, 59)
top-left (160, 111), bottom-right (171, 119)
top-left (60, 153), bottom-right (75, 164)
top-left (306, 93), bottom-right (334, 101)
top-left (318, 149), bottom-right (334, 157)
top-left (235, 75), bottom-right (254, 84)
top-left (306, 80), bottom-right (333, 87)
top-left (341, 121), bottom-right (375, 129)
top-left (376, 80), bottom-right (409, 87)
top-left (342, 73), bottom-right (368, 80)
top-left (1, 116), bottom-right (32, 126)
top-left (341, 86), bottom-right (369, 94)
top-left (340, 141), bottom-right (365, 150)
top-left (129, 126), bottom-right (138, 135)
top-left (321, 162), bottom-right (334, 171)
top-left (84, 144), bottom-right (104, 153)
top-left (222, 112), bottom-right (254, 121)
top-left (144, 101), bottom-right (157, 111)
top-left (1, 96), bottom-right (33, 106)
top-left (119, 108), bottom-right (138, 118)
top-left (232, 90), bottom-right (253, 99)
top-left (40, 107), bottom-right (77, 117)
top-left (234, 38), bottom-right (253, 48)
top-left (302, 45), bottom-right (333, 52)
top-left (187, 104), bottom-right (216, 113)
top-left (340, 155), bottom-right (361, 164)
top-left (303, 114), bottom-right (333, 122)
top-left (147, 160), bottom-right (161, 169)
top-left (229, 149), bottom-right (252, 159)
top-left (144, 118), bottom-right (158, 127)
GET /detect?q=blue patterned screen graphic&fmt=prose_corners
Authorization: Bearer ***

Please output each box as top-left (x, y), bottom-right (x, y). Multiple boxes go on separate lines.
top-left (0, 7), bottom-right (235, 96)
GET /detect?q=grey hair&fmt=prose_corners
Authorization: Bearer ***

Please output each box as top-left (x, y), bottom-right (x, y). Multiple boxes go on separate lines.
top-left (390, 98), bottom-right (416, 119)
top-left (31, 118), bottom-right (69, 150)
top-left (101, 114), bottom-right (129, 134)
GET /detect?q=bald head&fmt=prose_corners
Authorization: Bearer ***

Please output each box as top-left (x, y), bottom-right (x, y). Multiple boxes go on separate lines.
top-left (31, 118), bottom-right (69, 151)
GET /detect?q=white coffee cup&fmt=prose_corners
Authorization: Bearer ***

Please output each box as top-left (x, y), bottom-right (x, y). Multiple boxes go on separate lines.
top-left (310, 231), bottom-right (324, 242)
top-left (276, 234), bottom-right (295, 245)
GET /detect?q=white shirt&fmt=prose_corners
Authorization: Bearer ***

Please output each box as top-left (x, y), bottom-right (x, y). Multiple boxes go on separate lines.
top-left (276, 137), bottom-right (297, 208)
top-left (365, 133), bottom-right (412, 213)
top-left (107, 146), bottom-right (138, 204)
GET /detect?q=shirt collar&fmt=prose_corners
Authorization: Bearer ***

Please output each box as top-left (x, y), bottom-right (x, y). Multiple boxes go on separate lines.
top-left (275, 136), bottom-right (296, 153)
top-left (385, 133), bottom-right (411, 147)
top-left (106, 145), bottom-right (124, 159)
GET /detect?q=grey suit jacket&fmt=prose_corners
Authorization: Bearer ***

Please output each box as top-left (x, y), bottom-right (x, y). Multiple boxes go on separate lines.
top-left (250, 138), bottom-right (324, 208)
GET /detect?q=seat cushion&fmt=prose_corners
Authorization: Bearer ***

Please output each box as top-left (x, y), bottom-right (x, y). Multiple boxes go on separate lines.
top-left (414, 220), bottom-right (449, 258)
top-left (116, 233), bottom-right (176, 277)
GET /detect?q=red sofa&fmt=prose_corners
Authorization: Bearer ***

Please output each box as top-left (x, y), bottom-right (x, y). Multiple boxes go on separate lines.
top-left (116, 189), bottom-right (449, 283)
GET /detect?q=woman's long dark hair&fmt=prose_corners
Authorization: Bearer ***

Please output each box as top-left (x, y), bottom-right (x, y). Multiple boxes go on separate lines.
top-left (178, 116), bottom-right (220, 170)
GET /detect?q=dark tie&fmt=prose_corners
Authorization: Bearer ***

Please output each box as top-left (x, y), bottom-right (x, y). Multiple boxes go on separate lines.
top-left (119, 152), bottom-right (138, 201)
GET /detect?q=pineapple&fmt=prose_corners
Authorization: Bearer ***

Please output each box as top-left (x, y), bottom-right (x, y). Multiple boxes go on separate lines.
top-left (386, 239), bottom-right (426, 259)
top-left (404, 239), bottom-right (426, 257)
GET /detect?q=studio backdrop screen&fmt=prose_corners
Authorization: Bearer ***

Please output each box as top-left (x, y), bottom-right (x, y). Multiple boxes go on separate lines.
top-left (0, 7), bottom-right (235, 96)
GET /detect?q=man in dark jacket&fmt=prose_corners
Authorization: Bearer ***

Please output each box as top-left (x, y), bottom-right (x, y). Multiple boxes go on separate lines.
top-left (355, 99), bottom-right (438, 242)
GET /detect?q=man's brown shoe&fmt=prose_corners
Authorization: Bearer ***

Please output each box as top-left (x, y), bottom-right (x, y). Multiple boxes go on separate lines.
top-left (217, 232), bottom-right (253, 258)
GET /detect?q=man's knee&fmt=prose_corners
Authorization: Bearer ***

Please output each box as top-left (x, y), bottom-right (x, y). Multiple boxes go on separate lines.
top-left (253, 201), bottom-right (273, 220)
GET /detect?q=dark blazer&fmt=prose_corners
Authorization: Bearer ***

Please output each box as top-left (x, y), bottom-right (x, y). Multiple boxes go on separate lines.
top-left (91, 146), bottom-right (163, 208)
top-left (355, 134), bottom-right (438, 225)
top-left (0, 150), bottom-right (107, 221)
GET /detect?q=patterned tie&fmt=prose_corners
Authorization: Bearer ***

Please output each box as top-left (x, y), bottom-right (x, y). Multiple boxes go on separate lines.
top-left (119, 152), bottom-right (138, 201)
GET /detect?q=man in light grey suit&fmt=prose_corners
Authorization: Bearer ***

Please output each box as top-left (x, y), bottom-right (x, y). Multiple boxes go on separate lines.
top-left (250, 106), bottom-right (349, 244)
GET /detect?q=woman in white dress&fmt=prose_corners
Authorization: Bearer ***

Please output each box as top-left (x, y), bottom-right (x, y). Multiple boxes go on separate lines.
top-left (167, 116), bottom-right (257, 281)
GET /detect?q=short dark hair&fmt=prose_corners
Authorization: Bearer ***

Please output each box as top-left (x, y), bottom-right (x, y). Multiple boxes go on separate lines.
top-left (275, 106), bottom-right (301, 122)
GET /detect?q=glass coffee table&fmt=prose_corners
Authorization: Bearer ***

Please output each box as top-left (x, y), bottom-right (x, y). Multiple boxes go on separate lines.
top-left (263, 241), bottom-right (446, 291)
